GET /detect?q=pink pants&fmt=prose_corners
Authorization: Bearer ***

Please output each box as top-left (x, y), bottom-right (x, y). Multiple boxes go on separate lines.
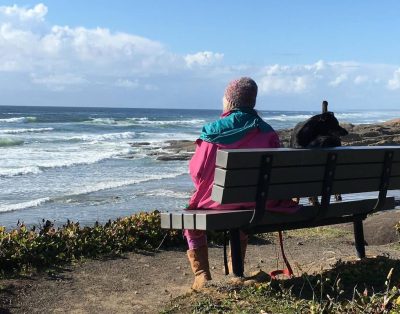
top-left (184, 229), bottom-right (248, 250)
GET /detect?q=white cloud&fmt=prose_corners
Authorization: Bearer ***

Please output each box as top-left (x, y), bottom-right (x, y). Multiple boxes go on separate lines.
top-left (31, 73), bottom-right (88, 91)
top-left (0, 3), bottom-right (183, 85)
top-left (354, 75), bottom-right (368, 85)
top-left (0, 3), bottom-right (400, 109)
top-left (185, 51), bottom-right (224, 67)
top-left (0, 3), bottom-right (47, 22)
top-left (388, 68), bottom-right (400, 90)
top-left (257, 61), bottom-right (328, 94)
top-left (259, 75), bottom-right (309, 93)
top-left (115, 79), bottom-right (139, 89)
top-left (329, 74), bottom-right (348, 86)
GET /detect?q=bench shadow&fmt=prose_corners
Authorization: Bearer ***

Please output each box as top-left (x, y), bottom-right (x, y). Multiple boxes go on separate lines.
top-left (276, 255), bottom-right (400, 301)
top-left (0, 285), bottom-right (15, 314)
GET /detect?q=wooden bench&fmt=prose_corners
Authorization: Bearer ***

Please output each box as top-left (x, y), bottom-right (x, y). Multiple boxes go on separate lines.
top-left (161, 146), bottom-right (400, 277)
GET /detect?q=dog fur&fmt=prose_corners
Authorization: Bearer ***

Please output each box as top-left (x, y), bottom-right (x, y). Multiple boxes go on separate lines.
top-left (290, 112), bottom-right (348, 149)
top-left (290, 112), bottom-right (349, 205)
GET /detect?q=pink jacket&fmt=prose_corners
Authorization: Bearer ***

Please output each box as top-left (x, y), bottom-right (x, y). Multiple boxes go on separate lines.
top-left (188, 128), bottom-right (300, 213)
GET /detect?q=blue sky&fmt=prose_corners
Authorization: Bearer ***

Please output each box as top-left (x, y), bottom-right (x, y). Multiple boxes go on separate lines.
top-left (0, 1), bottom-right (400, 110)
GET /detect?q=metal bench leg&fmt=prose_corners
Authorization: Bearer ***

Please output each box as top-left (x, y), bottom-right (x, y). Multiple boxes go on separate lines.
top-left (353, 220), bottom-right (366, 258)
top-left (230, 229), bottom-right (243, 277)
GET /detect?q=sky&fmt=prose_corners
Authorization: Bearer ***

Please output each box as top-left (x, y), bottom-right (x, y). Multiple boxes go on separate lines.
top-left (0, 1), bottom-right (399, 110)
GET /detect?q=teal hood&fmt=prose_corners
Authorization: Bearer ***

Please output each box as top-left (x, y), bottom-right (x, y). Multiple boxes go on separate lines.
top-left (199, 108), bottom-right (274, 144)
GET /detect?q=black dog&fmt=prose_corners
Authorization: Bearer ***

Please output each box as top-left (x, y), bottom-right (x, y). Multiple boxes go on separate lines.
top-left (290, 112), bottom-right (349, 204)
top-left (290, 112), bottom-right (348, 148)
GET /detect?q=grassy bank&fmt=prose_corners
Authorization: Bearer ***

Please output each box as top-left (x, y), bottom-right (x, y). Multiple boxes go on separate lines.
top-left (163, 257), bottom-right (400, 313)
top-left (2, 211), bottom-right (400, 313)
top-left (0, 210), bottom-right (183, 274)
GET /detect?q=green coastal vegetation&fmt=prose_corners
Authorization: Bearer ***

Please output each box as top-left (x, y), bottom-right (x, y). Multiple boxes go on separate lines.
top-left (163, 257), bottom-right (400, 313)
top-left (1, 211), bottom-right (400, 313)
top-left (0, 211), bottom-right (182, 274)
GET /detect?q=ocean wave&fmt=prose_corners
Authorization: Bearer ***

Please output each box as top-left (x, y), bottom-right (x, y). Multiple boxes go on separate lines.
top-left (266, 114), bottom-right (312, 122)
top-left (0, 166), bottom-right (42, 177)
top-left (0, 138), bottom-right (24, 147)
top-left (0, 149), bottom-right (128, 178)
top-left (70, 172), bottom-right (187, 196)
top-left (127, 118), bottom-right (205, 126)
top-left (89, 118), bottom-right (119, 125)
top-left (0, 127), bottom-right (54, 134)
top-left (137, 132), bottom-right (197, 141)
top-left (0, 116), bottom-right (37, 123)
top-left (0, 171), bottom-right (187, 213)
top-left (68, 131), bottom-right (136, 142)
top-left (39, 151), bottom-right (127, 170)
top-left (86, 117), bottom-right (205, 127)
top-left (0, 197), bottom-right (50, 213)
top-left (141, 189), bottom-right (191, 199)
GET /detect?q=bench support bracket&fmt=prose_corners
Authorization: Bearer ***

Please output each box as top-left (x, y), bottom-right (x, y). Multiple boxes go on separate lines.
top-left (353, 219), bottom-right (366, 258)
top-left (373, 151), bottom-right (394, 213)
top-left (229, 228), bottom-right (244, 277)
top-left (320, 152), bottom-right (337, 211)
top-left (249, 154), bottom-right (273, 226)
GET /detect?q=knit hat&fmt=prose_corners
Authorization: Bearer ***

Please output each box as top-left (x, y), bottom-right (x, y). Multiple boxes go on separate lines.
top-left (224, 77), bottom-right (258, 110)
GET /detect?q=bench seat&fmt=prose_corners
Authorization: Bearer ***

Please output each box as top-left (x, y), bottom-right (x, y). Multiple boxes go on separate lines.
top-left (161, 197), bottom-right (395, 231)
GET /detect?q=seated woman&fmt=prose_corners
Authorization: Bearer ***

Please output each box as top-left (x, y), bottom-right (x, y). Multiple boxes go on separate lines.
top-left (185, 77), bottom-right (299, 290)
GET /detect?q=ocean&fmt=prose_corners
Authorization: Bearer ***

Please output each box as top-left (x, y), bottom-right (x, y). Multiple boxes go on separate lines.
top-left (1, 106), bottom-right (400, 229)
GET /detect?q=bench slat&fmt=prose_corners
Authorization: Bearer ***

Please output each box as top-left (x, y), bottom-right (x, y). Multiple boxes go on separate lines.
top-left (160, 197), bottom-right (395, 230)
top-left (216, 147), bottom-right (400, 169)
top-left (214, 163), bottom-right (400, 187)
top-left (211, 177), bottom-right (400, 204)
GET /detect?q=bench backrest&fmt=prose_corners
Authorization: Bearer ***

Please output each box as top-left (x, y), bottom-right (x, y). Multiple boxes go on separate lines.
top-left (211, 146), bottom-right (400, 204)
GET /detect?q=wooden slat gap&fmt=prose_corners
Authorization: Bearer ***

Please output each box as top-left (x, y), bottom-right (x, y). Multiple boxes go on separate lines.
top-left (218, 161), bottom-right (389, 171)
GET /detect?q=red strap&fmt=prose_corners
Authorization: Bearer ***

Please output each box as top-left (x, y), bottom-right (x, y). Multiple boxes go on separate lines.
top-left (269, 231), bottom-right (294, 279)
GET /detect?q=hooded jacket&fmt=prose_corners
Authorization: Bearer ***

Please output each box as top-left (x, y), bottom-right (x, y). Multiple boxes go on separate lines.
top-left (188, 109), bottom-right (299, 213)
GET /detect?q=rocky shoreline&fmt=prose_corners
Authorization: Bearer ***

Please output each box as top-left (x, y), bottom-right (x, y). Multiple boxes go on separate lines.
top-left (129, 119), bottom-right (400, 161)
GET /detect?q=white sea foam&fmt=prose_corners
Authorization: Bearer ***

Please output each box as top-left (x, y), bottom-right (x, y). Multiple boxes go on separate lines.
top-left (39, 150), bottom-right (128, 170)
top-left (127, 118), bottom-right (205, 126)
top-left (89, 118), bottom-right (119, 125)
top-left (265, 114), bottom-right (312, 122)
top-left (68, 131), bottom-right (136, 142)
top-left (0, 116), bottom-right (37, 123)
top-left (69, 172), bottom-right (187, 196)
top-left (0, 147), bottom-right (130, 177)
top-left (0, 128), bottom-right (54, 134)
top-left (0, 197), bottom-right (50, 213)
top-left (0, 171), bottom-right (187, 213)
top-left (0, 166), bottom-right (42, 177)
top-left (85, 117), bottom-right (205, 127)
top-left (142, 189), bottom-right (191, 199)
top-left (137, 132), bottom-right (197, 141)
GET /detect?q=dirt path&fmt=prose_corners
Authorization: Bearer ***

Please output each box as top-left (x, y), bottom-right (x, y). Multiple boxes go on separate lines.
top-left (1, 211), bottom-right (400, 314)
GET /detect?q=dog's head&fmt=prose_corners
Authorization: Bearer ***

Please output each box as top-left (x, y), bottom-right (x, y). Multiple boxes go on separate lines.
top-left (296, 112), bottom-right (348, 147)
top-left (317, 112), bottom-right (348, 137)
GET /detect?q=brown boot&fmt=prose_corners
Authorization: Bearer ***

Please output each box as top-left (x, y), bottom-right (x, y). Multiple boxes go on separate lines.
top-left (187, 246), bottom-right (212, 290)
top-left (228, 237), bottom-right (248, 274)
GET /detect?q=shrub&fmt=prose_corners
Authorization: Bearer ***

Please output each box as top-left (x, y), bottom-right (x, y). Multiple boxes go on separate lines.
top-left (0, 210), bottom-right (183, 274)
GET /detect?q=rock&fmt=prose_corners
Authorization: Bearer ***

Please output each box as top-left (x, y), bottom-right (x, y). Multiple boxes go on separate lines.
top-left (383, 118), bottom-right (400, 127)
top-left (165, 140), bottom-right (196, 153)
top-left (156, 154), bottom-right (192, 161)
top-left (278, 118), bottom-right (400, 148)
top-left (129, 142), bottom-right (151, 146)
